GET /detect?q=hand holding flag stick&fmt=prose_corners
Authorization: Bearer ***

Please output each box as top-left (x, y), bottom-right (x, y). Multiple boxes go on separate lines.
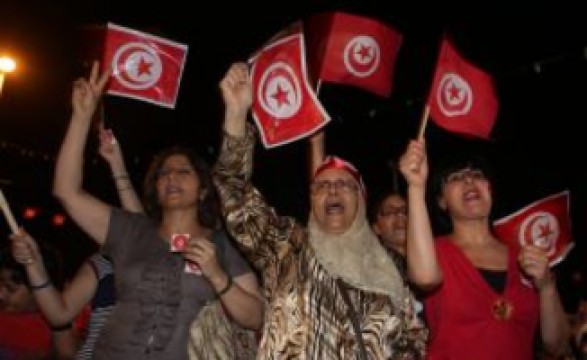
top-left (0, 188), bottom-right (19, 234)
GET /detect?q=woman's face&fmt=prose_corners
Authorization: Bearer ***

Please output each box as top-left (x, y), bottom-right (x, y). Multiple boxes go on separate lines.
top-left (438, 167), bottom-right (492, 221)
top-left (373, 194), bottom-right (408, 254)
top-left (310, 168), bottom-right (360, 235)
top-left (155, 154), bottom-right (202, 210)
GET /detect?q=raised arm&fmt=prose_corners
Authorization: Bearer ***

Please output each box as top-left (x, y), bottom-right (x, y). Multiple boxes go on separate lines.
top-left (53, 61), bottom-right (111, 245)
top-left (97, 123), bottom-right (144, 213)
top-left (9, 229), bottom-right (98, 327)
top-left (214, 62), bottom-right (298, 271)
top-left (219, 62), bottom-right (251, 139)
top-left (398, 139), bottom-right (442, 290)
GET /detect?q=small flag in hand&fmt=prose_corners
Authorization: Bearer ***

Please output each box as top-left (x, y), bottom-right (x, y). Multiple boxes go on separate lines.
top-left (249, 23), bottom-right (330, 148)
top-left (102, 23), bottom-right (188, 108)
top-left (306, 12), bottom-right (403, 97)
top-left (426, 38), bottom-right (498, 139)
top-left (493, 190), bottom-right (574, 266)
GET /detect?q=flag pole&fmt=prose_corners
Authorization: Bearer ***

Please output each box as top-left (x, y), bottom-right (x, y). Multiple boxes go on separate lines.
top-left (0, 188), bottom-right (19, 234)
top-left (417, 105), bottom-right (430, 140)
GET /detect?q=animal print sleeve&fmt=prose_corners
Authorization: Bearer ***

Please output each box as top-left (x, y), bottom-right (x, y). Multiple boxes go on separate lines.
top-left (213, 124), bottom-right (298, 276)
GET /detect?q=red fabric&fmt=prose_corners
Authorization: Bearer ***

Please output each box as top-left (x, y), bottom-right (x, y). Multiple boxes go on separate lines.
top-left (424, 238), bottom-right (540, 360)
top-left (102, 22), bottom-right (188, 108)
top-left (249, 23), bottom-right (330, 148)
top-left (0, 311), bottom-right (52, 358)
top-left (73, 304), bottom-right (91, 339)
top-left (426, 38), bottom-right (498, 139)
top-left (493, 190), bottom-right (574, 266)
top-left (306, 12), bottom-right (403, 97)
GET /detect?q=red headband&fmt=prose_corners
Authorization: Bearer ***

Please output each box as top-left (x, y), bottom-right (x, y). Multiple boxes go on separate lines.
top-left (313, 156), bottom-right (367, 196)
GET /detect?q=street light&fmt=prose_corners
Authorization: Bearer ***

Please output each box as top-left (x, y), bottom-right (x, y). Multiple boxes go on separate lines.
top-left (0, 56), bottom-right (16, 95)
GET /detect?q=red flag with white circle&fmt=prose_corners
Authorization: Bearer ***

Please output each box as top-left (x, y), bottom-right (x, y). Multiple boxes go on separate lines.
top-left (426, 38), bottom-right (498, 139)
top-left (306, 12), bottom-right (403, 97)
top-left (102, 23), bottom-right (188, 108)
top-left (249, 25), bottom-right (330, 148)
top-left (493, 190), bottom-right (574, 266)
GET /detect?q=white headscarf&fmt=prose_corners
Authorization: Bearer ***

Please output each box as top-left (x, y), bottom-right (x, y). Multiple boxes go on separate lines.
top-left (307, 156), bottom-right (406, 309)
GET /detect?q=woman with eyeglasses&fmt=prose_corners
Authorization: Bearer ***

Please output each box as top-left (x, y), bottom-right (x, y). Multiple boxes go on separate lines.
top-left (399, 139), bottom-right (569, 359)
top-left (214, 62), bottom-right (427, 359)
top-left (52, 61), bottom-right (264, 360)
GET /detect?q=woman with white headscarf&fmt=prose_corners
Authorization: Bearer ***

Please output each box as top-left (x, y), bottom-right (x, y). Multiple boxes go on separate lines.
top-left (214, 62), bottom-right (427, 359)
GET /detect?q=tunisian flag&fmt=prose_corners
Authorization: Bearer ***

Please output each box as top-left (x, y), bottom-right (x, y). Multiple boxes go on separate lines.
top-left (305, 12), bottom-right (403, 97)
top-left (426, 38), bottom-right (498, 139)
top-left (249, 23), bottom-right (330, 148)
top-left (102, 23), bottom-right (188, 108)
top-left (493, 191), bottom-right (574, 266)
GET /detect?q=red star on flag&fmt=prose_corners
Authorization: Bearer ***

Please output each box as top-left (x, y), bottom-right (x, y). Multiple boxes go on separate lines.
top-left (271, 84), bottom-right (291, 107)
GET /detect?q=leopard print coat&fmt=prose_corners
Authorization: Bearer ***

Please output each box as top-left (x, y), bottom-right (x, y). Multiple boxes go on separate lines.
top-left (213, 127), bottom-right (427, 359)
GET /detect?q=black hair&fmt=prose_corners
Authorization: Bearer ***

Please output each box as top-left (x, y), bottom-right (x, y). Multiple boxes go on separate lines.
top-left (430, 154), bottom-right (495, 200)
top-left (428, 152), bottom-right (496, 235)
top-left (143, 145), bottom-right (220, 229)
top-left (367, 160), bottom-right (406, 224)
top-left (368, 188), bottom-right (406, 225)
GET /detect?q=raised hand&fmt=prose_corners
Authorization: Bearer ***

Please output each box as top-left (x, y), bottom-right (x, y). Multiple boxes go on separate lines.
top-left (219, 62), bottom-right (252, 136)
top-left (518, 244), bottom-right (552, 290)
top-left (71, 61), bottom-right (111, 121)
top-left (97, 121), bottom-right (125, 173)
top-left (399, 139), bottom-right (428, 189)
top-left (9, 228), bottom-right (42, 267)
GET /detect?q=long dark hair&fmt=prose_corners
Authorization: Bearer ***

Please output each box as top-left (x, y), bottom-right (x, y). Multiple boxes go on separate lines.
top-left (142, 146), bottom-right (220, 229)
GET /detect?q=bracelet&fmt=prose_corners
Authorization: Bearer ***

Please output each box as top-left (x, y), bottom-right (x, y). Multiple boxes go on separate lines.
top-left (216, 276), bottom-right (233, 297)
top-left (49, 322), bottom-right (72, 332)
top-left (30, 279), bottom-right (52, 291)
top-left (112, 173), bottom-right (129, 180)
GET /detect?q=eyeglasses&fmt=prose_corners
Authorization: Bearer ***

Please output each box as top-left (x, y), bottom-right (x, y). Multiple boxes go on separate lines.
top-left (443, 168), bottom-right (486, 184)
top-left (157, 167), bottom-right (195, 180)
top-left (378, 206), bottom-right (407, 217)
top-left (310, 179), bottom-right (358, 194)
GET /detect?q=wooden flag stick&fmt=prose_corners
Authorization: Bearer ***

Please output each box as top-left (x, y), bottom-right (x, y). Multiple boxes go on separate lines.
top-left (417, 105), bottom-right (430, 140)
top-left (0, 188), bottom-right (19, 234)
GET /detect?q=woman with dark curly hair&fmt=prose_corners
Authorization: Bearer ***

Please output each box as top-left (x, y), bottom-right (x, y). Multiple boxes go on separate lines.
top-left (52, 61), bottom-right (263, 360)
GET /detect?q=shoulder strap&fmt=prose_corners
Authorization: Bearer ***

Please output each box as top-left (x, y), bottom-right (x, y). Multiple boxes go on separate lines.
top-left (336, 279), bottom-right (369, 360)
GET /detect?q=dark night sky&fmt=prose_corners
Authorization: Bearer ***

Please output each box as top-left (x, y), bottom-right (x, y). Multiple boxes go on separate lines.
top-left (0, 1), bottom-right (585, 307)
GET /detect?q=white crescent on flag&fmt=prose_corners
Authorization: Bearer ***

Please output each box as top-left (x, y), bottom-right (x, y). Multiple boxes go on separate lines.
top-left (436, 72), bottom-right (472, 117)
top-left (343, 35), bottom-right (380, 78)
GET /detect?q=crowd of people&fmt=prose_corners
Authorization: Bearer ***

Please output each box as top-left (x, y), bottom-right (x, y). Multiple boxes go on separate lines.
top-left (0, 57), bottom-right (585, 360)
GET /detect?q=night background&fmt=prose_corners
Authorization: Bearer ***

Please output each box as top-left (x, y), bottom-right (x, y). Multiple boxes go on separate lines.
top-left (0, 1), bottom-right (585, 311)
